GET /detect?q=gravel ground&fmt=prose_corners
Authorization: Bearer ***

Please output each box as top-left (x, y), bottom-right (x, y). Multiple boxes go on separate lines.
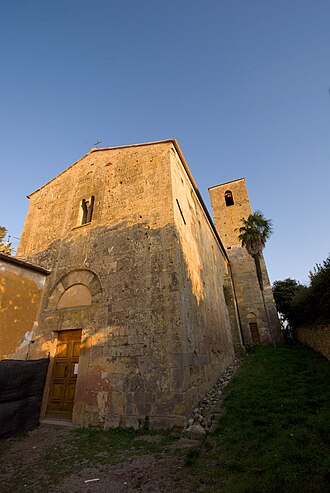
top-left (0, 359), bottom-right (243, 492)
top-left (0, 425), bottom-right (198, 493)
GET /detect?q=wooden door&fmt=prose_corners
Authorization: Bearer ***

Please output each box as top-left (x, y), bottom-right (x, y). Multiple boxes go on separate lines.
top-left (46, 330), bottom-right (82, 420)
top-left (249, 322), bottom-right (261, 345)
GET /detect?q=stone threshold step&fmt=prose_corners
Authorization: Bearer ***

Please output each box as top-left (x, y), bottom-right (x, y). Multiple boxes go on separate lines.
top-left (40, 418), bottom-right (74, 427)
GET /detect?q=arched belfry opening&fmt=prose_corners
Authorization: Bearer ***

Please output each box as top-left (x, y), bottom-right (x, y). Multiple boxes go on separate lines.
top-left (224, 190), bottom-right (234, 206)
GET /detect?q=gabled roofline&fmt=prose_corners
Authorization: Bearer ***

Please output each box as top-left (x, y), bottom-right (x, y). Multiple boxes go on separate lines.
top-left (0, 252), bottom-right (51, 275)
top-left (26, 138), bottom-right (228, 261)
top-left (208, 177), bottom-right (245, 191)
top-left (27, 139), bottom-right (180, 198)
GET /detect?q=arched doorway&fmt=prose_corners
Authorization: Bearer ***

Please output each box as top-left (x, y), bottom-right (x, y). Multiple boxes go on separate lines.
top-left (46, 270), bottom-right (101, 420)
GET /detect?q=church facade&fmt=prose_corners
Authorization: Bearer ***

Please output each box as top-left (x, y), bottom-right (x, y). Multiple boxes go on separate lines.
top-left (14, 139), bottom-right (281, 428)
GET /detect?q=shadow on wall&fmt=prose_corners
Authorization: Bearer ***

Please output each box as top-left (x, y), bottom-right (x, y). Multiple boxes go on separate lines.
top-left (24, 221), bottom-right (235, 428)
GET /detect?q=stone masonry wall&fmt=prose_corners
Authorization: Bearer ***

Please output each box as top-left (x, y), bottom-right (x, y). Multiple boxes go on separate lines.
top-left (16, 141), bottom-right (237, 428)
top-left (294, 324), bottom-right (330, 360)
top-left (225, 247), bottom-right (280, 345)
top-left (169, 147), bottom-right (236, 411)
top-left (209, 179), bottom-right (282, 345)
top-left (17, 143), bottom-right (186, 428)
top-left (18, 143), bottom-right (174, 259)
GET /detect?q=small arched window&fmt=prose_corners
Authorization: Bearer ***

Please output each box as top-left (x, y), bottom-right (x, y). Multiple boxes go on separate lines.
top-left (225, 190), bottom-right (234, 206)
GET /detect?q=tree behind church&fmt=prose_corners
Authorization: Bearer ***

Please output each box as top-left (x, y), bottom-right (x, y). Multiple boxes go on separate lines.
top-left (0, 226), bottom-right (13, 255)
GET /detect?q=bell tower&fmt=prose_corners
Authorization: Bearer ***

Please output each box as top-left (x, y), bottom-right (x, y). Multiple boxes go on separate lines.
top-left (209, 178), bottom-right (252, 248)
top-left (209, 178), bottom-right (282, 346)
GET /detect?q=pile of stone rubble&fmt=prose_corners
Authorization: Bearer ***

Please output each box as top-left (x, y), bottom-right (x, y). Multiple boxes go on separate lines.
top-left (185, 358), bottom-right (244, 439)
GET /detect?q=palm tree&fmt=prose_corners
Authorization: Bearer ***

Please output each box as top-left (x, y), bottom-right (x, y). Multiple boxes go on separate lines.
top-left (237, 211), bottom-right (276, 346)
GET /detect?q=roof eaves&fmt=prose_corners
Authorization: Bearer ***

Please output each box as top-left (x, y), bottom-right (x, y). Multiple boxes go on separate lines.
top-left (0, 253), bottom-right (51, 275)
top-left (170, 140), bottom-right (229, 262)
top-left (208, 177), bottom-right (245, 191)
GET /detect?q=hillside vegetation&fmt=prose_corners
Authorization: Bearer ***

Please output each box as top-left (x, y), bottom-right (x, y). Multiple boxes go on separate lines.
top-left (1, 345), bottom-right (329, 492)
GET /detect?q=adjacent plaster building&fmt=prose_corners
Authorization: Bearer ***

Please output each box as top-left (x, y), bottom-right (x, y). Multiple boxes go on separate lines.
top-left (0, 253), bottom-right (50, 360)
top-left (9, 139), bottom-right (280, 428)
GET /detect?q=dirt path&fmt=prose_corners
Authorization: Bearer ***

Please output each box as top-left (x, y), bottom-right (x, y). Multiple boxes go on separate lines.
top-left (52, 455), bottom-right (185, 493)
top-left (0, 424), bottom-right (202, 493)
top-left (0, 358), bottom-right (242, 492)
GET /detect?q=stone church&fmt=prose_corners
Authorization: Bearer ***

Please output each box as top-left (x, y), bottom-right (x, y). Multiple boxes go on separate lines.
top-left (8, 139), bottom-right (280, 428)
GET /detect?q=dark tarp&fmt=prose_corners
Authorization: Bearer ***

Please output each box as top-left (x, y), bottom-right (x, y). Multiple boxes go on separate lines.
top-left (0, 358), bottom-right (49, 439)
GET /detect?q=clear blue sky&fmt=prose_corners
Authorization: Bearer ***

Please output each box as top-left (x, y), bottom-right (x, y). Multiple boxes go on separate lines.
top-left (1, 0), bottom-right (329, 284)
